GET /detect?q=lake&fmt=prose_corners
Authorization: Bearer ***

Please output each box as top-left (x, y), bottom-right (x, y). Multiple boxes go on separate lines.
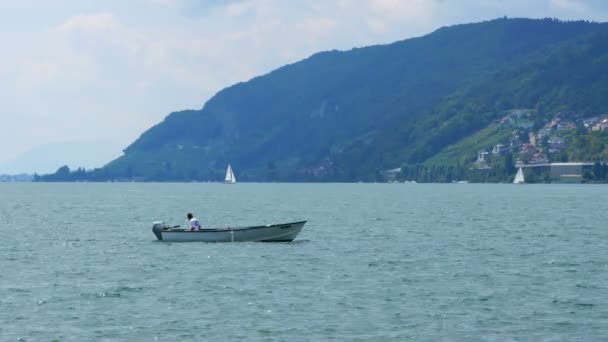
top-left (1, 183), bottom-right (607, 341)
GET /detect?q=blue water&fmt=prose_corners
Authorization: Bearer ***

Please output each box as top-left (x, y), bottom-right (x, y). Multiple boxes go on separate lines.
top-left (1, 183), bottom-right (607, 341)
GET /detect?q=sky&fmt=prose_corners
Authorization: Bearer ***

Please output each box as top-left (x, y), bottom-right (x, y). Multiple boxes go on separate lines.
top-left (1, 0), bottom-right (608, 173)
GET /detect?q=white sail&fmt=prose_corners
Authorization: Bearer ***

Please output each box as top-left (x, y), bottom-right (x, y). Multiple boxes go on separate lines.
top-left (225, 164), bottom-right (236, 183)
top-left (513, 167), bottom-right (525, 184)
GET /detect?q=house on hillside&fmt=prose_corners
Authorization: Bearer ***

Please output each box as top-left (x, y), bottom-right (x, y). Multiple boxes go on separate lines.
top-left (548, 137), bottom-right (565, 153)
top-left (474, 151), bottom-right (491, 169)
top-left (530, 153), bottom-right (549, 164)
top-left (500, 109), bottom-right (534, 128)
top-left (593, 117), bottom-right (608, 131)
top-left (492, 144), bottom-right (505, 155)
top-left (529, 133), bottom-right (537, 146)
top-left (511, 130), bottom-right (525, 146)
top-left (520, 144), bottom-right (537, 155)
top-left (557, 121), bottom-right (576, 131)
top-left (537, 127), bottom-right (552, 140)
top-left (554, 111), bottom-right (579, 121)
top-left (500, 116), bottom-right (515, 127)
top-left (510, 109), bottom-right (533, 118)
top-left (584, 117), bottom-right (599, 128)
top-left (517, 120), bottom-right (534, 129)
top-left (477, 151), bottom-right (489, 162)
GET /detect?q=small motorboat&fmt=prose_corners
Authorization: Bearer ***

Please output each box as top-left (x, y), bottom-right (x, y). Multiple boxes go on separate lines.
top-left (152, 221), bottom-right (306, 242)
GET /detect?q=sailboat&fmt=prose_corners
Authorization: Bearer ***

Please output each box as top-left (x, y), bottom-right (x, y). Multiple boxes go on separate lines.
top-left (225, 164), bottom-right (237, 184)
top-left (513, 167), bottom-right (525, 184)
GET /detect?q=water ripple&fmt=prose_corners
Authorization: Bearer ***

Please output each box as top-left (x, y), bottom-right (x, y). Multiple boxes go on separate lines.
top-left (0, 183), bottom-right (607, 341)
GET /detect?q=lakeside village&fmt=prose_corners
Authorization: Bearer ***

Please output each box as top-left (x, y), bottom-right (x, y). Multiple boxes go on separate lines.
top-left (387, 109), bottom-right (608, 183)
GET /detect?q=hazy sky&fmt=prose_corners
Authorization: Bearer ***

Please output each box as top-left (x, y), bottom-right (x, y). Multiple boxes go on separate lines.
top-left (1, 0), bottom-right (607, 172)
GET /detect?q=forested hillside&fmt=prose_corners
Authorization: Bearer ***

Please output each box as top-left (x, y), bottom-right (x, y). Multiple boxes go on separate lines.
top-left (38, 18), bottom-right (608, 182)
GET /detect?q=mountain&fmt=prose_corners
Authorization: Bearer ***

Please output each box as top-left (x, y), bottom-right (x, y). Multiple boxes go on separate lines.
top-left (0, 141), bottom-right (123, 175)
top-left (39, 18), bottom-right (608, 182)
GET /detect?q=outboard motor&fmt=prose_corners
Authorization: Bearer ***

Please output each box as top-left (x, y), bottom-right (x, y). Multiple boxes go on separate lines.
top-left (152, 221), bottom-right (165, 240)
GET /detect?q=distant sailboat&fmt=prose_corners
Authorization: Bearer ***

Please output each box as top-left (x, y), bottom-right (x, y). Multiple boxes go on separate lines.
top-left (225, 164), bottom-right (236, 184)
top-left (513, 167), bottom-right (525, 184)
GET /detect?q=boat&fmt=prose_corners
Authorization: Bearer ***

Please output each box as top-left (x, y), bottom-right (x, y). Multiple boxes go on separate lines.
top-left (513, 167), bottom-right (525, 184)
top-left (152, 221), bottom-right (306, 242)
top-left (225, 164), bottom-right (236, 184)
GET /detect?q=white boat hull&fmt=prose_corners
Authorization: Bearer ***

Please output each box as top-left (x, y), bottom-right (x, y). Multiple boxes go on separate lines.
top-left (153, 221), bottom-right (306, 242)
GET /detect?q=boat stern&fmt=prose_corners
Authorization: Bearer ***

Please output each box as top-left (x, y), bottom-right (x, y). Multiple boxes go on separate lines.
top-left (152, 221), bottom-right (165, 240)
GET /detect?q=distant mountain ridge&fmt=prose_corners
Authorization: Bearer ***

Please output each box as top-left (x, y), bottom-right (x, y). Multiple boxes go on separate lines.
top-left (39, 18), bottom-right (608, 182)
top-left (1, 141), bottom-right (123, 175)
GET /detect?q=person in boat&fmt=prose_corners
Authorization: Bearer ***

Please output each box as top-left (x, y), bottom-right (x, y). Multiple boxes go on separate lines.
top-left (187, 213), bottom-right (202, 231)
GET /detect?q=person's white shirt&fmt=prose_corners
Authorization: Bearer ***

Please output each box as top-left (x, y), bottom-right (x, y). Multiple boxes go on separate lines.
top-left (190, 217), bottom-right (202, 231)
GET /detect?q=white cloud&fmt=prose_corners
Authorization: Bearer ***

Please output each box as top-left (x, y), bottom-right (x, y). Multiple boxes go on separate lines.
top-left (147, 0), bottom-right (179, 5)
top-left (297, 17), bottom-right (338, 39)
top-left (225, 0), bottom-right (254, 17)
top-left (366, 18), bottom-right (387, 34)
top-left (368, 0), bottom-right (436, 19)
top-left (56, 12), bottom-right (122, 33)
top-left (550, 0), bottom-right (588, 12)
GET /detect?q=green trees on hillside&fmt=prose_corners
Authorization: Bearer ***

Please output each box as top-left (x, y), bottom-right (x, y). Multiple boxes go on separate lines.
top-left (35, 18), bottom-right (608, 182)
